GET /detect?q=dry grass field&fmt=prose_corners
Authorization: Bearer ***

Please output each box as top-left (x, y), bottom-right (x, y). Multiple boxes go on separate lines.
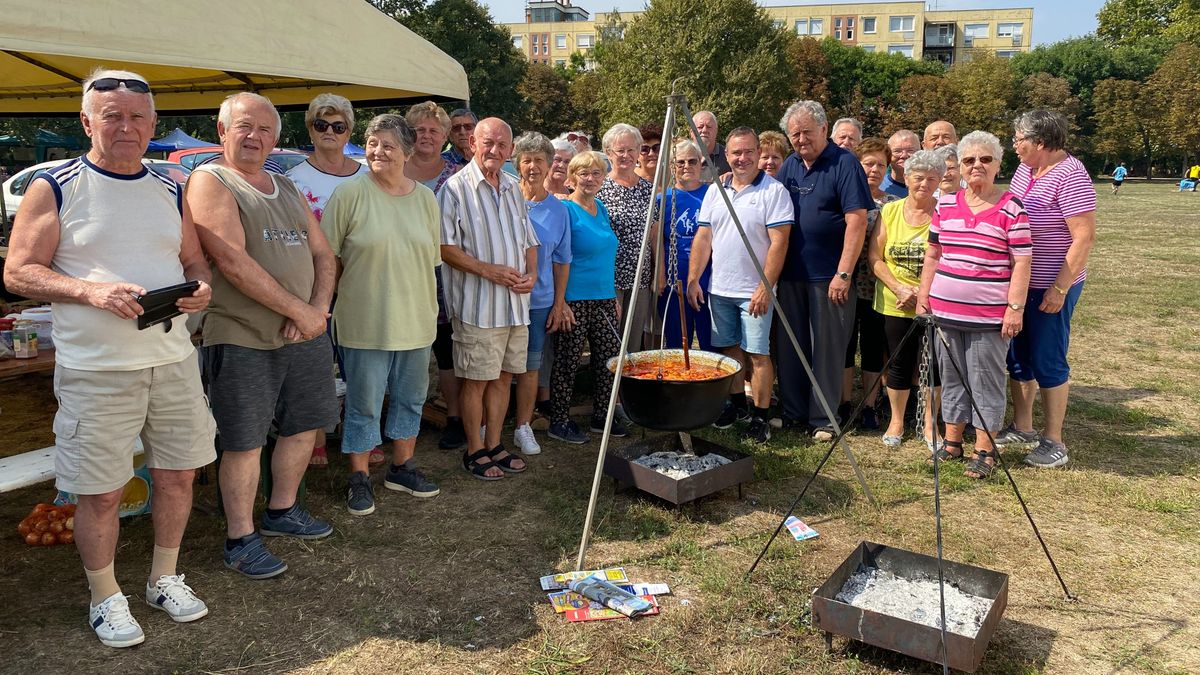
top-left (0, 180), bottom-right (1196, 674)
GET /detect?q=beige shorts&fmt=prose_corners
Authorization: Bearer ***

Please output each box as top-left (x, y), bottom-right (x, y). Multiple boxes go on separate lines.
top-left (53, 349), bottom-right (217, 495)
top-left (451, 318), bottom-right (528, 380)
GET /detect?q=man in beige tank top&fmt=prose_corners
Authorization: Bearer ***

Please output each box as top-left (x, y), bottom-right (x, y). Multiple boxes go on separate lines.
top-left (4, 69), bottom-right (215, 648)
top-left (188, 93), bottom-right (339, 581)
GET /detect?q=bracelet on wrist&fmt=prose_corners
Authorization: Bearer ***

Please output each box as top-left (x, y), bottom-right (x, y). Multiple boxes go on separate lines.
top-left (1052, 284), bottom-right (1067, 295)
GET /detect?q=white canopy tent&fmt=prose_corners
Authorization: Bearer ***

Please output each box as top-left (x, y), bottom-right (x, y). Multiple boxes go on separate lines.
top-left (0, 0), bottom-right (469, 114)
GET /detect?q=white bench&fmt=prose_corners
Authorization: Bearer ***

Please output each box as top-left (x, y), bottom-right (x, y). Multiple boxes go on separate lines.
top-left (0, 446), bottom-right (56, 493)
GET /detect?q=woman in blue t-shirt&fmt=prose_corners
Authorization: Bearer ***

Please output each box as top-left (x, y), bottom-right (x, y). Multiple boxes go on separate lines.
top-left (547, 151), bottom-right (627, 445)
top-left (653, 139), bottom-right (712, 351)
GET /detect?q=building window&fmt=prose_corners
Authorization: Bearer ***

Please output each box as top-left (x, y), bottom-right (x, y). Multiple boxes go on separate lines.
top-left (861, 45), bottom-right (875, 53)
top-left (889, 44), bottom-right (914, 58)
top-left (995, 50), bottom-right (1017, 58)
top-left (794, 19), bottom-right (808, 35)
top-left (810, 19), bottom-right (823, 35)
top-left (835, 29), bottom-right (841, 39)
top-left (577, 33), bottom-right (593, 48)
top-left (512, 35), bottom-right (523, 49)
top-left (848, 17), bottom-right (855, 28)
top-left (835, 18), bottom-right (842, 28)
top-left (997, 22), bottom-right (1023, 37)
top-left (863, 17), bottom-right (876, 33)
top-left (555, 34), bottom-right (566, 49)
top-left (773, 20), bottom-right (784, 29)
top-left (964, 23), bottom-right (989, 38)
top-left (846, 29), bottom-right (854, 40)
top-left (555, 59), bottom-right (566, 67)
top-left (889, 15), bottom-right (915, 33)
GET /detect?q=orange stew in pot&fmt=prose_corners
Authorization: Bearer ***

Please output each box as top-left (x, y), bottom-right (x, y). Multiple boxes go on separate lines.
top-left (622, 360), bottom-right (728, 381)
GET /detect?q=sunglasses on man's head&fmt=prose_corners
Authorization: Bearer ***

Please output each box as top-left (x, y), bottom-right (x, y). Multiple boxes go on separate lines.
top-left (86, 77), bottom-right (151, 94)
top-left (312, 119), bottom-right (348, 134)
top-left (567, 133), bottom-right (589, 143)
top-left (961, 156), bottom-right (995, 166)
top-left (641, 143), bottom-right (661, 154)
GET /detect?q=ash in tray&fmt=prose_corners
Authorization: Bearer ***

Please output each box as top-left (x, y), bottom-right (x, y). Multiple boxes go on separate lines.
top-left (835, 566), bottom-right (993, 637)
top-left (632, 451), bottom-right (730, 479)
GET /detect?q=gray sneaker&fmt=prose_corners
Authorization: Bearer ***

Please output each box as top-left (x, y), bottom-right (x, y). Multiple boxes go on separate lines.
top-left (260, 504), bottom-right (333, 539)
top-left (346, 471), bottom-right (376, 516)
top-left (1024, 437), bottom-right (1069, 469)
top-left (995, 425), bottom-right (1040, 449)
top-left (384, 463), bottom-right (441, 498)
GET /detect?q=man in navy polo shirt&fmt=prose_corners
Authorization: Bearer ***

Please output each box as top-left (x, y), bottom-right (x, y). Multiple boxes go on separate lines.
top-left (773, 100), bottom-right (873, 439)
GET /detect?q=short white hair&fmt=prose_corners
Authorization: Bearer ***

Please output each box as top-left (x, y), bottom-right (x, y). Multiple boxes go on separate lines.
top-left (81, 68), bottom-right (154, 118)
top-left (832, 117), bottom-right (863, 135)
top-left (780, 100), bottom-right (828, 133)
top-left (958, 131), bottom-right (1004, 163)
top-left (550, 139), bottom-right (578, 156)
top-left (904, 149), bottom-right (946, 177)
top-left (218, 92), bottom-right (282, 143)
top-left (602, 123), bottom-right (642, 153)
top-left (674, 139), bottom-right (704, 158)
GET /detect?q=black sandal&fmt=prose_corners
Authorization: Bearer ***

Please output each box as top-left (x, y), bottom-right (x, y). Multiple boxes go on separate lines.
top-left (964, 449), bottom-right (997, 479)
top-left (487, 443), bottom-right (527, 474)
top-left (462, 448), bottom-right (504, 481)
top-left (929, 439), bottom-right (965, 464)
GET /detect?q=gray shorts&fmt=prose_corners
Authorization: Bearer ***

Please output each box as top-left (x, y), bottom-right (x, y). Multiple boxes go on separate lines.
top-left (936, 327), bottom-right (1008, 432)
top-left (203, 336), bottom-right (338, 452)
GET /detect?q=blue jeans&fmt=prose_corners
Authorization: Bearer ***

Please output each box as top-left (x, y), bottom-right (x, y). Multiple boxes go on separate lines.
top-left (527, 306), bottom-right (551, 372)
top-left (338, 345), bottom-right (431, 454)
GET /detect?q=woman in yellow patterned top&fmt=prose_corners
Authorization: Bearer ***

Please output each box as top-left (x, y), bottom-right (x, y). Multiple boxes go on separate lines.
top-left (869, 150), bottom-right (944, 450)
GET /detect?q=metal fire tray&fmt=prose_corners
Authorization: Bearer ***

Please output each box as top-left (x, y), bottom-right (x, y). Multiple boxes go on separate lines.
top-left (812, 541), bottom-right (1009, 673)
top-left (603, 433), bottom-right (753, 505)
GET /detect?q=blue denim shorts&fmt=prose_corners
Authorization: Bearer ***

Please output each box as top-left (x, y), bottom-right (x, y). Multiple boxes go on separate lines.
top-left (527, 306), bottom-right (551, 372)
top-left (338, 345), bottom-right (430, 454)
top-left (708, 293), bottom-right (773, 355)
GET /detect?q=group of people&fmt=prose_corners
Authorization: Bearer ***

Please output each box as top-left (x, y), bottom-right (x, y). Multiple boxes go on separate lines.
top-left (1, 68), bottom-right (1096, 649)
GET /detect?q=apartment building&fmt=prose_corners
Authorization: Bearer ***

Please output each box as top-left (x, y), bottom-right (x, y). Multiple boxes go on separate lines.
top-left (503, 0), bottom-right (1033, 68)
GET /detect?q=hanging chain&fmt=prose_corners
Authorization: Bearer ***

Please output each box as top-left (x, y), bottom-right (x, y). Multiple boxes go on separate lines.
top-left (915, 328), bottom-right (930, 445)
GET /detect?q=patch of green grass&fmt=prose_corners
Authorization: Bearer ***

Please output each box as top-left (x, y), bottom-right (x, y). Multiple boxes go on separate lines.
top-left (521, 635), bottom-right (593, 674)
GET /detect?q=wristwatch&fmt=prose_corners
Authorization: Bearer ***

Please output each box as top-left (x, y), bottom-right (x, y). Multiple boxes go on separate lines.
top-left (835, 271), bottom-right (850, 281)
top-left (1008, 302), bottom-right (1024, 310)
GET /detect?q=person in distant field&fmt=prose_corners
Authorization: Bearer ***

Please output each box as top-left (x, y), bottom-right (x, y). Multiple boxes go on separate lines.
top-left (831, 117), bottom-right (863, 151)
top-left (190, 92), bottom-right (340, 581)
top-left (1187, 162), bottom-right (1200, 187)
top-left (4, 68), bottom-right (214, 648)
top-left (687, 128), bottom-right (793, 444)
top-left (286, 93), bottom-right (369, 470)
top-left (1111, 161), bottom-right (1128, 195)
top-left (882, 129), bottom-right (919, 198)
top-left (923, 120), bottom-right (958, 150)
top-left (691, 110), bottom-right (732, 178)
top-left (438, 117), bottom-right (538, 481)
top-left (443, 108), bottom-right (477, 166)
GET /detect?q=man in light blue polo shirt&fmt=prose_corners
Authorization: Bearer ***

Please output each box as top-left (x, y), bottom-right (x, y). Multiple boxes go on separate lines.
top-left (773, 101), bottom-right (873, 439)
top-left (880, 129), bottom-right (918, 198)
top-left (687, 128), bottom-right (793, 443)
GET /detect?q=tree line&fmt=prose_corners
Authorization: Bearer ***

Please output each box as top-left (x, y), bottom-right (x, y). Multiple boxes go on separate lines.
top-left (4, 0), bottom-right (1198, 178)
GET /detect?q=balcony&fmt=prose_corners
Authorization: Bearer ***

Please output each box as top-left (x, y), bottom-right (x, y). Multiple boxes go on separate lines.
top-left (924, 22), bottom-right (955, 48)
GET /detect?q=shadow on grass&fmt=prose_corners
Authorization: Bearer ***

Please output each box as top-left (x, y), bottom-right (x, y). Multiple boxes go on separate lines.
top-left (828, 616), bottom-right (1056, 674)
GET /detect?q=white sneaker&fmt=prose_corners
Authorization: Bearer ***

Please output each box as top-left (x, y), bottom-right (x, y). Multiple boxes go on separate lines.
top-left (90, 592), bottom-right (145, 648)
top-left (514, 424), bottom-right (541, 455)
top-left (145, 574), bottom-right (209, 623)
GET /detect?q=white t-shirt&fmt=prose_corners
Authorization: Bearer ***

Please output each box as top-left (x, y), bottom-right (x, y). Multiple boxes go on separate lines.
top-left (286, 159), bottom-right (368, 221)
top-left (41, 156), bottom-right (195, 371)
top-left (698, 172), bottom-right (794, 298)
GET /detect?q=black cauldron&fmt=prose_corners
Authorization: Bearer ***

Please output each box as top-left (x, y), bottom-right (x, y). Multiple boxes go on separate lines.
top-left (606, 349), bottom-right (742, 431)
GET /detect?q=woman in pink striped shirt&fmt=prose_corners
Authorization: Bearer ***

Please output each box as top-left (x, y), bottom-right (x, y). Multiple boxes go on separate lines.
top-left (1000, 110), bottom-right (1097, 470)
top-left (918, 131), bottom-right (1032, 479)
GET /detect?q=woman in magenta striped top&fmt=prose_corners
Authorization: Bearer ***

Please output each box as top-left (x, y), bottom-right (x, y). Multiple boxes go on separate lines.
top-left (918, 130), bottom-right (1031, 479)
top-left (1001, 110), bottom-right (1097, 470)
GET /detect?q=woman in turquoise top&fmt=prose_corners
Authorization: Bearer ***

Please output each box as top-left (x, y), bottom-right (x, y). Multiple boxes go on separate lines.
top-left (547, 151), bottom-right (625, 445)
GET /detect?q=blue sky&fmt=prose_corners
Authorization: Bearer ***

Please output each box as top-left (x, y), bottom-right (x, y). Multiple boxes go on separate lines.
top-left (480, 0), bottom-right (1105, 46)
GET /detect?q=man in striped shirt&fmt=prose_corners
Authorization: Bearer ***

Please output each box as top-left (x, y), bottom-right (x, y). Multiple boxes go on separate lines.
top-left (439, 118), bottom-right (540, 480)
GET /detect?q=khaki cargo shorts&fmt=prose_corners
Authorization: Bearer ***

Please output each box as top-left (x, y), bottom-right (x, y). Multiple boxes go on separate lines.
top-left (52, 349), bottom-right (217, 495)
top-left (450, 318), bottom-right (528, 380)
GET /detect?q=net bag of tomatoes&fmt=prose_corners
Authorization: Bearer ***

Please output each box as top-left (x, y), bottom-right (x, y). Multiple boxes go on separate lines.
top-left (16, 503), bottom-right (76, 546)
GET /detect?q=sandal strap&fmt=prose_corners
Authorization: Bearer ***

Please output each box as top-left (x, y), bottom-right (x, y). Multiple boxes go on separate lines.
top-left (464, 448), bottom-right (495, 466)
top-left (942, 440), bottom-right (964, 449)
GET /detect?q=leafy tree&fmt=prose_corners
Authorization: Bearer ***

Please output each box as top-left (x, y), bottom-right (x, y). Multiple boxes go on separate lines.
top-left (881, 74), bottom-right (960, 137)
top-left (819, 38), bottom-right (944, 134)
top-left (945, 53), bottom-right (1021, 142)
top-left (403, 0), bottom-right (528, 122)
top-left (567, 71), bottom-right (606, 139)
top-left (1145, 42), bottom-right (1200, 165)
top-left (593, 0), bottom-right (794, 134)
top-left (784, 37), bottom-right (831, 107)
top-left (365, 0), bottom-right (428, 20)
top-left (1021, 73), bottom-right (1082, 144)
top-left (1096, 0), bottom-right (1179, 47)
top-left (1092, 78), bottom-right (1156, 175)
top-left (1164, 0), bottom-right (1200, 44)
top-left (517, 63), bottom-right (575, 136)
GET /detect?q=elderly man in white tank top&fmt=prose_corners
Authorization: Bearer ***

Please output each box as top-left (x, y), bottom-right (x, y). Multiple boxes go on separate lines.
top-left (4, 69), bottom-right (216, 648)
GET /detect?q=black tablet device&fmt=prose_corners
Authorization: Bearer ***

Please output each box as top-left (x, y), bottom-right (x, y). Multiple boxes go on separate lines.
top-left (134, 280), bottom-right (200, 331)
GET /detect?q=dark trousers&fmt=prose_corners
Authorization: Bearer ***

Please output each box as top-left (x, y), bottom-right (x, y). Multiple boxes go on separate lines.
top-left (550, 299), bottom-right (620, 425)
top-left (775, 279), bottom-right (856, 428)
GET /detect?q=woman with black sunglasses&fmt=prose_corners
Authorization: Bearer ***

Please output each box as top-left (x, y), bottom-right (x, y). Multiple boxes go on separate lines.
top-left (286, 93), bottom-right (367, 469)
top-left (635, 122), bottom-right (663, 186)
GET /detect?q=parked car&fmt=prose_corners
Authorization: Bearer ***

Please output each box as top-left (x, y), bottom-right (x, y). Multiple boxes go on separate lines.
top-left (167, 147), bottom-right (307, 172)
top-left (2, 158), bottom-right (190, 228)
